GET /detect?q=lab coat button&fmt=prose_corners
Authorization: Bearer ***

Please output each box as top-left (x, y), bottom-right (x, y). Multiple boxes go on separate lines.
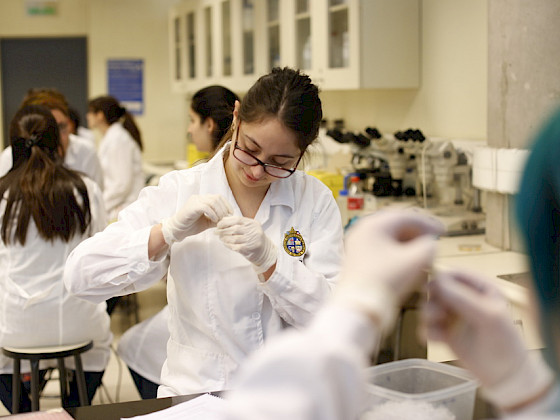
top-left (137, 263), bottom-right (148, 272)
top-left (251, 312), bottom-right (261, 320)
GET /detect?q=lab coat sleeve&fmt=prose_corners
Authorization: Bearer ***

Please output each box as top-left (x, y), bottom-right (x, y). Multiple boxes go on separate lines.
top-left (223, 304), bottom-right (376, 420)
top-left (102, 134), bottom-right (137, 215)
top-left (64, 173), bottom-right (180, 303)
top-left (258, 185), bottom-right (343, 327)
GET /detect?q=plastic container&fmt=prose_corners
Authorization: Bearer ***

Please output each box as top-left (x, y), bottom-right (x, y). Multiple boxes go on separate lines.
top-left (364, 359), bottom-right (478, 420)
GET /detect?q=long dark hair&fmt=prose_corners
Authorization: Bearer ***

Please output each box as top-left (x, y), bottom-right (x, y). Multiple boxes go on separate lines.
top-left (0, 105), bottom-right (91, 245)
top-left (88, 95), bottom-right (143, 151)
top-left (217, 67), bottom-right (323, 153)
top-left (191, 85), bottom-right (239, 150)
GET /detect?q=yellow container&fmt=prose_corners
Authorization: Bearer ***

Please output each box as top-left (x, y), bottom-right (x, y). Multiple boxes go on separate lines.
top-left (187, 143), bottom-right (209, 167)
top-left (306, 170), bottom-right (344, 199)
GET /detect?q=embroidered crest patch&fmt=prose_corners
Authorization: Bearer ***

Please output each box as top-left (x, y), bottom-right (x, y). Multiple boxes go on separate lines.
top-left (283, 227), bottom-right (306, 257)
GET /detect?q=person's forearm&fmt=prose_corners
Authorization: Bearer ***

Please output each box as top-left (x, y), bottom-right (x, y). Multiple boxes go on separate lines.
top-left (149, 223), bottom-right (169, 260)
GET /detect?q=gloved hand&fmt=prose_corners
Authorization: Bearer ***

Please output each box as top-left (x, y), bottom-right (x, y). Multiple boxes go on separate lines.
top-left (424, 270), bottom-right (554, 411)
top-left (333, 208), bottom-right (444, 332)
top-left (161, 194), bottom-right (233, 245)
top-left (216, 216), bottom-right (277, 274)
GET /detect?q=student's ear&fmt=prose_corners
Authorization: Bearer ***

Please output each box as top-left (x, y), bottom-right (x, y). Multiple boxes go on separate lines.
top-left (205, 117), bottom-right (217, 135)
top-left (232, 100), bottom-right (241, 124)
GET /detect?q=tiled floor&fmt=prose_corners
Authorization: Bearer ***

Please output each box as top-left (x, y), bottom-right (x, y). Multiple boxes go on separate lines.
top-left (0, 281), bottom-right (167, 416)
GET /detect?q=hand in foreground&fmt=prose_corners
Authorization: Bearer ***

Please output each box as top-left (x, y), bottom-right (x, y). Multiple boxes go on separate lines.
top-left (424, 270), bottom-right (553, 411)
top-left (216, 216), bottom-right (276, 274)
top-left (161, 194), bottom-right (233, 244)
top-left (333, 208), bottom-right (444, 332)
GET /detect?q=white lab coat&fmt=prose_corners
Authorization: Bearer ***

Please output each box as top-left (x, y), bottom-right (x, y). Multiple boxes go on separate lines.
top-left (0, 177), bottom-right (112, 374)
top-left (64, 146), bottom-right (343, 396)
top-left (117, 305), bottom-right (169, 384)
top-left (221, 304), bottom-right (560, 420)
top-left (0, 134), bottom-right (104, 190)
top-left (98, 122), bottom-right (144, 221)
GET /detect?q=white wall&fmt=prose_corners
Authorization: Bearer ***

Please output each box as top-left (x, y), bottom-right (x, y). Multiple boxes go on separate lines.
top-left (0, 0), bottom-right (487, 164)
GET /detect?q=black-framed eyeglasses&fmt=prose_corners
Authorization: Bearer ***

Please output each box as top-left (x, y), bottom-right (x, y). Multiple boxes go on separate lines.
top-left (232, 124), bottom-right (303, 179)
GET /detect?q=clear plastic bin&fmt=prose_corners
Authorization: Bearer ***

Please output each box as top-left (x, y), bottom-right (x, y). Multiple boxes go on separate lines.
top-left (364, 358), bottom-right (478, 420)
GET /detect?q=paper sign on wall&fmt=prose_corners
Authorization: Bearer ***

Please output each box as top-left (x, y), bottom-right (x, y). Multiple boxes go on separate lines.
top-left (107, 59), bottom-right (144, 116)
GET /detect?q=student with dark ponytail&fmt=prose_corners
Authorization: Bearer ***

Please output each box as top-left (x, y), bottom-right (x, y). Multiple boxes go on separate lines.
top-left (0, 105), bottom-right (112, 413)
top-left (87, 95), bottom-right (144, 221)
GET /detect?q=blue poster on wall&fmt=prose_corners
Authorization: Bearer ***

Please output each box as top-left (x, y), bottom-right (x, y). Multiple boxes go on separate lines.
top-left (107, 59), bottom-right (144, 115)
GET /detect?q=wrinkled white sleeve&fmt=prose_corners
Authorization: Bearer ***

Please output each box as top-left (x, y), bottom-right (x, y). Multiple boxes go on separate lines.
top-left (259, 187), bottom-right (343, 327)
top-left (64, 173), bottom-right (180, 303)
top-left (223, 304), bottom-right (376, 420)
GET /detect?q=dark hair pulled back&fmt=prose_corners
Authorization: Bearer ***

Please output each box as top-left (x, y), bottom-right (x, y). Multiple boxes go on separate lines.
top-left (0, 105), bottom-right (91, 245)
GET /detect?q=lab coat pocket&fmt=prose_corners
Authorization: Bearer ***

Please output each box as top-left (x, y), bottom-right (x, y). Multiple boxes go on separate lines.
top-left (165, 336), bottom-right (231, 392)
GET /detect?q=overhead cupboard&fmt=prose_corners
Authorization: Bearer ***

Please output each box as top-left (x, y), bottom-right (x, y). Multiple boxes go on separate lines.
top-left (169, 0), bottom-right (420, 93)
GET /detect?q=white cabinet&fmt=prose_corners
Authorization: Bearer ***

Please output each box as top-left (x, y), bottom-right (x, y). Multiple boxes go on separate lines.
top-left (169, 0), bottom-right (420, 93)
top-left (306, 0), bottom-right (420, 89)
top-left (169, 0), bottom-right (266, 93)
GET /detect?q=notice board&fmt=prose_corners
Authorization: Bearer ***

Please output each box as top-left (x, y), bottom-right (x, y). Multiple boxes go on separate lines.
top-left (107, 59), bottom-right (144, 115)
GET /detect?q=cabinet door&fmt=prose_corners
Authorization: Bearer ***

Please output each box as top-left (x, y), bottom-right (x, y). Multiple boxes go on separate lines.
top-left (317, 0), bottom-right (360, 89)
top-left (168, 6), bottom-right (186, 92)
top-left (265, 0), bottom-right (281, 71)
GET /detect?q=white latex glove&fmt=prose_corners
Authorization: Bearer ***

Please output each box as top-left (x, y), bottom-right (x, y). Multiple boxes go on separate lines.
top-left (333, 208), bottom-right (444, 332)
top-left (161, 194), bottom-right (233, 245)
top-left (424, 270), bottom-right (554, 411)
top-left (216, 216), bottom-right (277, 275)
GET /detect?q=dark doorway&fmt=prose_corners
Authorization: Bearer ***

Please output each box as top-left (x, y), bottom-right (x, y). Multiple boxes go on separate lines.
top-left (1, 37), bottom-right (88, 147)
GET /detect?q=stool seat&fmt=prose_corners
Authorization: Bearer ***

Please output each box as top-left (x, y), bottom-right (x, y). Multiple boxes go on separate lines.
top-left (2, 341), bottom-right (93, 359)
top-left (2, 340), bottom-right (93, 413)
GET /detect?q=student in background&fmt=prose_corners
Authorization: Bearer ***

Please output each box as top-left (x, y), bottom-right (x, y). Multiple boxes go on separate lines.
top-left (65, 68), bottom-right (343, 397)
top-left (0, 105), bottom-right (112, 413)
top-left (87, 95), bottom-right (144, 221)
top-left (117, 85), bottom-right (240, 399)
top-left (0, 89), bottom-right (104, 190)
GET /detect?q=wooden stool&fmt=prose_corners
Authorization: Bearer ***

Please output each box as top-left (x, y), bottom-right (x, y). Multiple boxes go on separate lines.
top-left (2, 340), bottom-right (93, 413)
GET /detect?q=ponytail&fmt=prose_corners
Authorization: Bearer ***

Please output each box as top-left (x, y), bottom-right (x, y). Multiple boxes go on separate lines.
top-left (1, 105), bottom-right (91, 245)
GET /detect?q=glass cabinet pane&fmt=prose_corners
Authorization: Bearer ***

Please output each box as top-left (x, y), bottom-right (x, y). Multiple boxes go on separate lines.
top-left (295, 0), bottom-right (311, 70)
top-left (204, 6), bottom-right (213, 77)
top-left (222, 1), bottom-right (232, 76)
top-left (328, 6), bottom-right (349, 68)
top-left (296, 0), bottom-right (309, 14)
top-left (242, 0), bottom-right (255, 75)
top-left (329, 0), bottom-right (347, 6)
top-left (174, 17), bottom-right (181, 81)
top-left (186, 12), bottom-right (196, 78)
top-left (267, 0), bottom-right (280, 70)
top-left (268, 0), bottom-right (279, 21)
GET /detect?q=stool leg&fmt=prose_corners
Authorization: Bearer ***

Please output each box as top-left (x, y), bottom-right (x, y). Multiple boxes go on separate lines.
top-left (12, 359), bottom-right (20, 414)
top-left (30, 359), bottom-right (40, 411)
top-left (73, 355), bottom-right (89, 406)
top-left (57, 358), bottom-right (68, 406)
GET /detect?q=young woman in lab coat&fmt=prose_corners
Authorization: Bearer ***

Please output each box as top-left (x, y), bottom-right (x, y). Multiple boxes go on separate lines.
top-left (0, 105), bottom-right (112, 413)
top-left (87, 95), bottom-right (144, 221)
top-left (117, 85), bottom-right (240, 399)
top-left (65, 67), bottom-right (343, 397)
